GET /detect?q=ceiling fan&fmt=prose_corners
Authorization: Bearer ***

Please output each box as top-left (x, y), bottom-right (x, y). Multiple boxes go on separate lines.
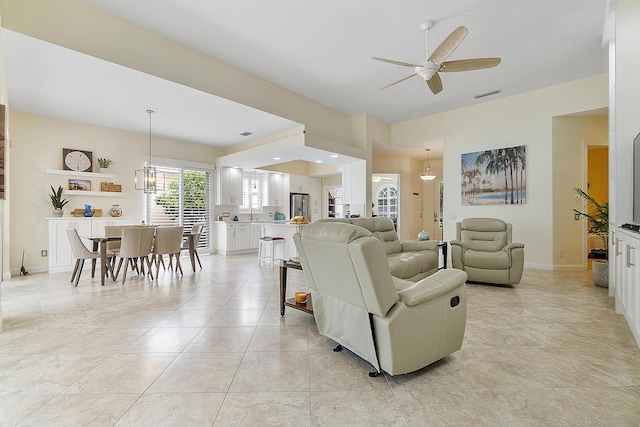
top-left (373, 21), bottom-right (501, 94)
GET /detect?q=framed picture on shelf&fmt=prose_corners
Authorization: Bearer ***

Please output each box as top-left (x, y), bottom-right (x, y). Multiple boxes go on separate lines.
top-left (68, 179), bottom-right (91, 191)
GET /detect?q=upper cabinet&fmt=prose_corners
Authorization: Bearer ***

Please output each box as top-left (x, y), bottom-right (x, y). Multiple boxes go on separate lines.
top-left (288, 174), bottom-right (310, 193)
top-left (215, 166), bottom-right (243, 205)
top-left (262, 173), bottom-right (284, 206)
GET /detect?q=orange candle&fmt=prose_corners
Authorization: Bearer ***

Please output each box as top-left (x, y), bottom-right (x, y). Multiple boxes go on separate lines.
top-left (295, 292), bottom-right (307, 303)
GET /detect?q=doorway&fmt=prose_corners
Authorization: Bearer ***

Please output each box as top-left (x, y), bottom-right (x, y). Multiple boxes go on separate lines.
top-left (372, 174), bottom-right (400, 230)
top-left (584, 144), bottom-right (608, 269)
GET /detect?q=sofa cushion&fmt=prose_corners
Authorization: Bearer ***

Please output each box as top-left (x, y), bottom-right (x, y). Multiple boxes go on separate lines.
top-left (387, 251), bottom-right (438, 279)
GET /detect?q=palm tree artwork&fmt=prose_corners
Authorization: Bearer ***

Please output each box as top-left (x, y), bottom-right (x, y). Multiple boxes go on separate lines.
top-left (460, 145), bottom-right (526, 205)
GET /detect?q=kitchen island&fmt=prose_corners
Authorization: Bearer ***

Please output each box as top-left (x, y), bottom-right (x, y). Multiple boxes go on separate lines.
top-left (263, 222), bottom-right (307, 260)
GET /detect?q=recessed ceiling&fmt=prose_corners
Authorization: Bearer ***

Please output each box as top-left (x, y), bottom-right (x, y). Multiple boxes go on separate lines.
top-left (2, 0), bottom-right (611, 161)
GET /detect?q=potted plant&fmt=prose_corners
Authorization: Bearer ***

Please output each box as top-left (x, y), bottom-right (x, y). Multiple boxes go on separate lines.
top-left (48, 185), bottom-right (70, 217)
top-left (97, 158), bottom-right (113, 173)
top-left (573, 187), bottom-right (609, 287)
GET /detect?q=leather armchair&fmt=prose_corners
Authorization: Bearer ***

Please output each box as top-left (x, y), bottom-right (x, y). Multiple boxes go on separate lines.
top-left (450, 217), bottom-right (525, 285)
top-left (293, 221), bottom-right (467, 376)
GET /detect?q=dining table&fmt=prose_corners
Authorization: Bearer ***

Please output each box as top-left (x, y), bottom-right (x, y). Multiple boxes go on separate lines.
top-left (87, 229), bottom-right (200, 286)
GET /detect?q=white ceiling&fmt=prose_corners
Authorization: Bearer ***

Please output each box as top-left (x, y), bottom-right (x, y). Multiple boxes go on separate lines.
top-left (2, 0), bottom-right (611, 160)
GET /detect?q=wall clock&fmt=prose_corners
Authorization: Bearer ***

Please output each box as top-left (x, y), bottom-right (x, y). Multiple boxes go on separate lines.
top-left (62, 148), bottom-right (93, 172)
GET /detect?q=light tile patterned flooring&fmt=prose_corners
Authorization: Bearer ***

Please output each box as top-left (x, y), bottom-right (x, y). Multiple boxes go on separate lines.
top-left (1, 254), bottom-right (639, 426)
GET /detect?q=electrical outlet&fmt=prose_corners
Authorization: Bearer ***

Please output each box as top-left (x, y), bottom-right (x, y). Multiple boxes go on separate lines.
top-left (41, 250), bottom-right (47, 257)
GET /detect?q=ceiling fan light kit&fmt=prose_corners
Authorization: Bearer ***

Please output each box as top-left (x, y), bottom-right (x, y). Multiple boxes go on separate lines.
top-left (373, 21), bottom-right (501, 95)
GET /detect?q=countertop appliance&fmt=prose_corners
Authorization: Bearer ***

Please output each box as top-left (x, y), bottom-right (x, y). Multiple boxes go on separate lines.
top-left (290, 193), bottom-right (309, 219)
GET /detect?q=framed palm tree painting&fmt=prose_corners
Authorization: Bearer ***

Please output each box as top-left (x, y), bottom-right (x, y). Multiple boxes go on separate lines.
top-left (461, 145), bottom-right (526, 205)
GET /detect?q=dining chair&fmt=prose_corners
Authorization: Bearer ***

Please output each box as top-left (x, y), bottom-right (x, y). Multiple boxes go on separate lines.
top-left (151, 225), bottom-right (185, 277)
top-left (66, 228), bottom-right (113, 286)
top-left (113, 226), bottom-right (156, 284)
top-left (180, 223), bottom-right (203, 270)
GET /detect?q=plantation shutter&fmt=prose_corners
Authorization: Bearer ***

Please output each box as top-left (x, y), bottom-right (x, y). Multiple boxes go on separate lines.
top-left (146, 165), bottom-right (211, 249)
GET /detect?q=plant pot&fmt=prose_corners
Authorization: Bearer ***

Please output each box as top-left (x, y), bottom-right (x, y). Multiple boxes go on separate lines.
top-left (99, 168), bottom-right (109, 174)
top-left (592, 259), bottom-right (609, 288)
top-left (52, 209), bottom-right (63, 217)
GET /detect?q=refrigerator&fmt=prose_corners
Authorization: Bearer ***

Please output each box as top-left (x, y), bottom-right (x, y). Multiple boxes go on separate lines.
top-left (290, 193), bottom-right (309, 219)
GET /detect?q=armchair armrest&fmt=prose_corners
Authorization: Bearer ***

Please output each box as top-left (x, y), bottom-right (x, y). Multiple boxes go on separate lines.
top-left (503, 242), bottom-right (525, 252)
top-left (397, 270), bottom-right (467, 306)
top-left (450, 240), bottom-right (467, 249)
top-left (401, 240), bottom-right (438, 252)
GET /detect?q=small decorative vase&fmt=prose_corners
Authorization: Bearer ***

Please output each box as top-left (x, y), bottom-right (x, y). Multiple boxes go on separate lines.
top-left (52, 209), bottom-right (63, 217)
top-left (83, 204), bottom-right (94, 217)
top-left (418, 230), bottom-right (430, 241)
top-left (109, 204), bottom-right (123, 217)
top-left (99, 168), bottom-right (109, 174)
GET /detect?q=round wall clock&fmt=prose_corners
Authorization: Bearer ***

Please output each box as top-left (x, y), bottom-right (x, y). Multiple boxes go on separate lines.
top-left (63, 149), bottom-right (93, 172)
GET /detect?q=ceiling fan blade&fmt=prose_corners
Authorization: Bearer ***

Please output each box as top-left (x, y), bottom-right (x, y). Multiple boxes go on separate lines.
top-left (427, 72), bottom-right (443, 94)
top-left (380, 73), bottom-right (417, 90)
top-left (428, 26), bottom-right (468, 65)
top-left (440, 57), bottom-right (501, 72)
top-left (372, 57), bottom-right (421, 68)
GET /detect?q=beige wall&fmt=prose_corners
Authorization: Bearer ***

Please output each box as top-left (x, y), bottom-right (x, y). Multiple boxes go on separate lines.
top-left (9, 111), bottom-right (221, 274)
top-left (392, 74), bottom-right (608, 269)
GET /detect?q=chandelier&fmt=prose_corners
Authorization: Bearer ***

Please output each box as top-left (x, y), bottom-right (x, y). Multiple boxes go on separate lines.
top-left (420, 148), bottom-right (437, 181)
top-left (135, 109), bottom-right (157, 194)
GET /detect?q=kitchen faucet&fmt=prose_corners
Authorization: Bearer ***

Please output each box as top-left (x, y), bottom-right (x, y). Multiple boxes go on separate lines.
top-left (250, 208), bottom-right (255, 222)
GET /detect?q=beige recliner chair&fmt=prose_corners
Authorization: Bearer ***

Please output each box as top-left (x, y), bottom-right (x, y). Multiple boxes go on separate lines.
top-left (450, 217), bottom-right (525, 285)
top-left (293, 222), bottom-right (467, 376)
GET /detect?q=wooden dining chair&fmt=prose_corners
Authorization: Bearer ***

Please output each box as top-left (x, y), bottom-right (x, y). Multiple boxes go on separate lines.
top-left (113, 226), bottom-right (156, 284)
top-left (66, 228), bottom-right (113, 286)
top-left (151, 225), bottom-right (185, 277)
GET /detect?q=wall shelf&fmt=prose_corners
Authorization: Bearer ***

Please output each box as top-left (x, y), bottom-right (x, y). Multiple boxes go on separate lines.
top-left (46, 169), bottom-right (116, 179)
top-left (64, 190), bottom-right (124, 197)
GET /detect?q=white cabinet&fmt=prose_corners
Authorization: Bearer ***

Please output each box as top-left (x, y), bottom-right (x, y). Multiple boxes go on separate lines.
top-left (215, 167), bottom-right (243, 205)
top-left (235, 224), bottom-right (250, 250)
top-left (250, 224), bottom-right (262, 249)
top-left (48, 217), bottom-right (129, 273)
top-left (262, 173), bottom-right (284, 206)
top-left (615, 229), bottom-right (640, 347)
top-left (214, 222), bottom-right (260, 255)
top-left (288, 174), bottom-right (310, 193)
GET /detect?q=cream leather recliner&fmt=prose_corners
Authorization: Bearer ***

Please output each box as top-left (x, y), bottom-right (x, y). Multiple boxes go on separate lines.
top-left (450, 217), bottom-right (525, 285)
top-left (293, 222), bottom-right (467, 376)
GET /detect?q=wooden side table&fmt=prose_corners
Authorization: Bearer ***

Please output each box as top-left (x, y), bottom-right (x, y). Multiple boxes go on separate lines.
top-left (438, 241), bottom-right (447, 269)
top-left (279, 259), bottom-right (313, 316)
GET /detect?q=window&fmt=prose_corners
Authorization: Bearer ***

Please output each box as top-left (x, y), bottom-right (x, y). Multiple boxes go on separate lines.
top-left (146, 165), bottom-right (211, 249)
top-left (239, 171), bottom-right (263, 213)
top-left (376, 184), bottom-right (398, 221)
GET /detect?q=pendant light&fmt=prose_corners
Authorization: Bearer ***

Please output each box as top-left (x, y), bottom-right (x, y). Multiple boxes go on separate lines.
top-left (135, 109), bottom-right (157, 193)
top-left (420, 148), bottom-right (437, 181)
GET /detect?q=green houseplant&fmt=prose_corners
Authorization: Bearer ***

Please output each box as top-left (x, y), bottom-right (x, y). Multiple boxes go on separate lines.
top-left (48, 185), bottom-right (70, 217)
top-left (573, 187), bottom-right (609, 287)
top-left (97, 158), bottom-right (113, 172)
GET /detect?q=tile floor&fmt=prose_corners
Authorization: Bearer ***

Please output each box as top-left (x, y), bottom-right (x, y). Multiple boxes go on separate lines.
top-left (1, 254), bottom-right (639, 426)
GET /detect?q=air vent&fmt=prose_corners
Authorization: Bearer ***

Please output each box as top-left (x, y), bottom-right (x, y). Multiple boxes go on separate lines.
top-left (239, 131), bottom-right (253, 137)
top-left (474, 90), bottom-right (501, 99)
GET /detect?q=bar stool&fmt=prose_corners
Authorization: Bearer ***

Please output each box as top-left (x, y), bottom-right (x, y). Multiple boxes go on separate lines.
top-left (258, 236), bottom-right (285, 267)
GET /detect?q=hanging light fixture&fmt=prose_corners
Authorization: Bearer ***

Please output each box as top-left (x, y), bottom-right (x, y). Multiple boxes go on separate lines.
top-left (135, 109), bottom-right (157, 194)
top-left (420, 148), bottom-right (437, 181)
